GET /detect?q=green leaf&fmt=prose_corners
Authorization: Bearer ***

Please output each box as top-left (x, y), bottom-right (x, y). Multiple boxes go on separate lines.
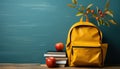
top-left (77, 6), bottom-right (85, 12)
top-left (99, 19), bottom-right (103, 25)
top-left (76, 12), bottom-right (84, 16)
top-left (108, 19), bottom-right (117, 24)
top-left (72, 0), bottom-right (77, 4)
top-left (97, 20), bottom-right (100, 26)
top-left (67, 4), bottom-right (76, 8)
top-left (92, 14), bottom-right (97, 18)
top-left (105, 22), bottom-right (110, 27)
top-left (96, 6), bottom-right (99, 13)
top-left (104, 0), bottom-right (110, 11)
top-left (108, 10), bottom-right (114, 14)
top-left (86, 4), bottom-right (93, 9)
top-left (103, 21), bottom-right (110, 27)
top-left (102, 20), bottom-right (105, 26)
top-left (81, 6), bottom-right (85, 11)
top-left (105, 10), bottom-right (113, 17)
top-left (97, 19), bottom-right (104, 26)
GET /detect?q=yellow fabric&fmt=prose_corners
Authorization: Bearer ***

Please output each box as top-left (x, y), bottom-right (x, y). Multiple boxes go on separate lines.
top-left (66, 17), bottom-right (108, 67)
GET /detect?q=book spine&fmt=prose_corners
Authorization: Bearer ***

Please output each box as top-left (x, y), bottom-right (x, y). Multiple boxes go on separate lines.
top-left (55, 57), bottom-right (68, 61)
top-left (44, 54), bottom-right (66, 57)
top-left (56, 60), bottom-right (67, 65)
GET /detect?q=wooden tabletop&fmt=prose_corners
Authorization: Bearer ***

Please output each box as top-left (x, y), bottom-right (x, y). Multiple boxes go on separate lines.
top-left (0, 63), bottom-right (120, 69)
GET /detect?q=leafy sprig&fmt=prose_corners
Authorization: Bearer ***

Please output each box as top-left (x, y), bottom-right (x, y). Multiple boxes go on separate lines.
top-left (67, 0), bottom-right (117, 26)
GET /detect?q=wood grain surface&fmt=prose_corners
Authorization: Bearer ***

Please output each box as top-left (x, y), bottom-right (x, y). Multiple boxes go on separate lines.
top-left (0, 64), bottom-right (120, 69)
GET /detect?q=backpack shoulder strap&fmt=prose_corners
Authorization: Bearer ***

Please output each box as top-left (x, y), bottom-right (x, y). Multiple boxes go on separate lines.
top-left (66, 21), bottom-right (80, 47)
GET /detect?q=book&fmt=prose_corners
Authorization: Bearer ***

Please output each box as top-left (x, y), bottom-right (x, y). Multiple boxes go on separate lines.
top-left (56, 60), bottom-right (67, 65)
top-left (44, 51), bottom-right (67, 67)
top-left (44, 53), bottom-right (66, 57)
top-left (44, 51), bottom-right (66, 57)
top-left (47, 52), bottom-right (66, 54)
top-left (55, 57), bottom-right (68, 61)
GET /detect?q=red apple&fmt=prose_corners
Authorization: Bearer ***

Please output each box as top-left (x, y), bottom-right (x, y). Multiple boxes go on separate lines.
top-left (46, 57), bottom-right (56, 68)
top-left (100, 14), bottom-right (104, 17)
top-left (55, 42), bottom-right (64, 51)
top-left (98, 9), bottom-right (102, 14)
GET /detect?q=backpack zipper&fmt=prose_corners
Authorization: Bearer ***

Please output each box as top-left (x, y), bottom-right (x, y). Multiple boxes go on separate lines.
top-left (72, 46), bottom-right (101, 48)
top-left (71, 46), bottom-right (101, 55)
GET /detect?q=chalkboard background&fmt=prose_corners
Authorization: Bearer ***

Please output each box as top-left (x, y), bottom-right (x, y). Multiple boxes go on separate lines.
top-left (0, 0), bottom-right (120, 65)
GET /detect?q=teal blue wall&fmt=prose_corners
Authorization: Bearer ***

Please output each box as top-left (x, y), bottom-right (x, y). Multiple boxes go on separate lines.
top-left (0, 0), bottom-right (120, 65)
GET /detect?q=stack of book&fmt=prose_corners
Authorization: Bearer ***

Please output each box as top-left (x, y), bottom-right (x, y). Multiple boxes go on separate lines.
top-left (44, 51), bottom-right (67, 67)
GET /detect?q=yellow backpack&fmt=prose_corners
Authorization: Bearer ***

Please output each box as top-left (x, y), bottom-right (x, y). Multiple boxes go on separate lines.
top-left (66, 17), bottom-right (108, 67)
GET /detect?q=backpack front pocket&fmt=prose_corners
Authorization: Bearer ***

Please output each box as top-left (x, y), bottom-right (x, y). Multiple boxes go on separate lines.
top-left (71, 46), bottom-right (102, 66)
